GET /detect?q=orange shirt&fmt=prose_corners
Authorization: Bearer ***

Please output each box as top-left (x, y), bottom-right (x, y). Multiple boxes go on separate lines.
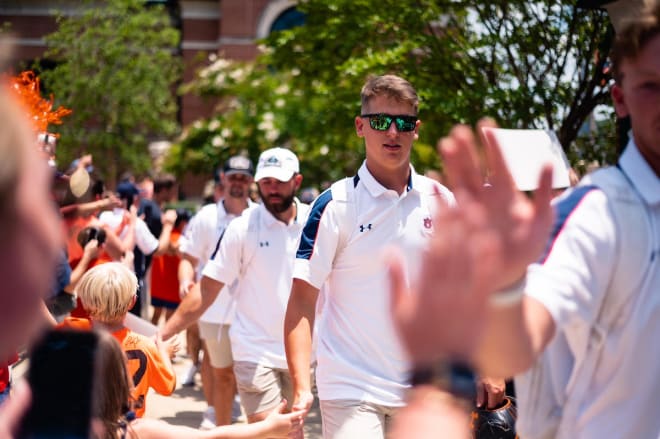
top-left (58, 318), bottom-right (175, 417)
top-left (149, 229), bottom-right (182, 304)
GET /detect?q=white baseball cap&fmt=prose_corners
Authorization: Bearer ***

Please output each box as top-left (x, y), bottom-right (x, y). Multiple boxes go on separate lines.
top-left (254, 147), bottom-right (300, 182)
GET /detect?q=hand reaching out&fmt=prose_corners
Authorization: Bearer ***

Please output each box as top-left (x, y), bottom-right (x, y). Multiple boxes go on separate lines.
top-left (475, 376), bottom-right (506, 409)
top-left (155, 332), bottom-right (180, 358)
top-left (263, 399), bottom-right (306, 438)
top-left (288, 391), bottom-right (314, 439)
top-left (388, 119), bottom-right (555, 367)
top-left (387, 193), bottom-right (502, 365)
top-left (440, 119), bottom-right (555, 290)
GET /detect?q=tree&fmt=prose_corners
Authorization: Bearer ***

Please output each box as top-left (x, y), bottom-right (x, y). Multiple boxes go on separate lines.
top-left (39, 0), bottom-right (181, 184)
top-left (173, 0), bottom-right (618, 188)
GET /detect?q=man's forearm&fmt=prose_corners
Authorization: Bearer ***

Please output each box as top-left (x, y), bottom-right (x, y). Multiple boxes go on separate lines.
top-left (178, 255), bottom-right (197, 285)
top-left (473, 295), bottom-right (555, 377)
top-left (161, 277), bottom-right (222, 340)
top-left (284, 279), bottom-right (318, 393)
top-left (284, 311), bottom-right (314, 392)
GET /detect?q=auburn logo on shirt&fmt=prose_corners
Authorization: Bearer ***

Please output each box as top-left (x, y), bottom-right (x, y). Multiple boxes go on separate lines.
top-left (423, 217), bottom-right (432, 229)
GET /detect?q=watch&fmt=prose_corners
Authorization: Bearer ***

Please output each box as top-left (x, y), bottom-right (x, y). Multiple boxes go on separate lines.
top-left (409, 361), bottom-right (476, 402)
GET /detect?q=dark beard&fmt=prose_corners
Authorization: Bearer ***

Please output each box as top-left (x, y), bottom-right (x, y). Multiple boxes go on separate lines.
top-left (228, 184), bottom-right (246, 199)
top-left (259, 188), bottom-right (295, 214)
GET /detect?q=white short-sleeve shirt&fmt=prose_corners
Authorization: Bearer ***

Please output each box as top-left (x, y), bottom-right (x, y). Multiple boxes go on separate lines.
top-left (202, 200), bottom-right (310, 369)
top-left (520, 141), bottom-right (660, 439)
top-left (179, 200), bottom-right (254, 325)
top-left (98, 208), bottom-right (159, 257)
top-left (293, 162), bottom-right (454, 406)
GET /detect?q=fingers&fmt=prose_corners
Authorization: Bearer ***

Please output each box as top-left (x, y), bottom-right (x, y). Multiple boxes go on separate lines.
top-left (438, 125), bottom-right (485, 196)
top-left (480, 127), bottom-right (517, 195)
top-left (276, 399), bottom-right (288, 413)
top-left (475, 381), bottom-right (485, 408)
top-left (487, 386), bottom-right (505, 409)
top-left (533, 164), bottom-right (555, 226)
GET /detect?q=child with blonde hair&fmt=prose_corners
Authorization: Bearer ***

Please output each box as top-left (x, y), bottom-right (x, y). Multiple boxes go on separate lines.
top-left (59, 262), bottom-right (176, 417)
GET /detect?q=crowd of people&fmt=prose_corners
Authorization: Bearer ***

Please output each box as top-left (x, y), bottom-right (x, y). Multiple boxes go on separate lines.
top-left (0, 2), bottom-right (658, 438)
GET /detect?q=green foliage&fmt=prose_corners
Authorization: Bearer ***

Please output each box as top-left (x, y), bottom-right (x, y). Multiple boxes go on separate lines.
top-left (169, 54), bottom-right (366, 185)
top-left (38, 0), bottom-right (181, 183)
top-left (174, 0), bottom-right (619, 188)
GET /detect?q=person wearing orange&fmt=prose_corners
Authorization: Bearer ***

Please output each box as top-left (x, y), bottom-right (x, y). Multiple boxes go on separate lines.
top-left (58, 262), bottom-right (176, 417)
top-left (150, 210), bottom-right (191, 326)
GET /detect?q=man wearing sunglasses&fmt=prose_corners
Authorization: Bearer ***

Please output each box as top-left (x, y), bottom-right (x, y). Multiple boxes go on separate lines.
top-left (284, 75), bottom-right (499, 438)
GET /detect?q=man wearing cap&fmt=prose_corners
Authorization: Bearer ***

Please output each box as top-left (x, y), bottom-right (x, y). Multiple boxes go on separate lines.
top-left (160, 155), bottom-right (254, 428)
top-left (162, 147), bottom-right (309, 425)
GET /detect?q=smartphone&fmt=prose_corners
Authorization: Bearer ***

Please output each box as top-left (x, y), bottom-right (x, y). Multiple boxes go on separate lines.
top-left (19, 329), bottom-right (99, 439)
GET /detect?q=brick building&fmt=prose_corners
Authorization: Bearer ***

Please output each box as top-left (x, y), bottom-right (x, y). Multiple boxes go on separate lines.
top-left (0, 0), bottom-right (302, 125)
top-left (1, 0), bottom-right (304, 195)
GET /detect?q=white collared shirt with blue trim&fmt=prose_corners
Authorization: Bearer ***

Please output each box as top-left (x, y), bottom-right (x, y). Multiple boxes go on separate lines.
top-left (293, 161), bottom-right (454, 406)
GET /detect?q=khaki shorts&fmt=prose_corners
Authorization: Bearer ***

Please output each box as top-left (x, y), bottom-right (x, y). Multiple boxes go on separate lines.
top-left (197, 321), bottom-right (233, 369)
top-left (233, 361), bottom-right (293, 416)
top-left (320, 399), bottom-right (397, 439)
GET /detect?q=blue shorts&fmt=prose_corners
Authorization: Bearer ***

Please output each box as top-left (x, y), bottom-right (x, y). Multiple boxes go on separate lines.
top-left (150, 297), bottom-right (179, 310)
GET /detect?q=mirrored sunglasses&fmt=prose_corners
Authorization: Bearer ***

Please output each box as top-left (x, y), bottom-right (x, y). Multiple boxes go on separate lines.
top-left (361, 113), bottom-right (418, 132)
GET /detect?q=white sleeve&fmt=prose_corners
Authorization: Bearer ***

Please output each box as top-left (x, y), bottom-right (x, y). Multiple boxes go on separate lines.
top-left (178, 208), bottom-right (210, 261)
top-left (201, 217), bottom-right (244, 286)
top-left (135, 218), bottom-right (159, 255)
top-left (293, 194), bottom-right (340, 289)
top-left (525, 188), bottom-right (617, 330)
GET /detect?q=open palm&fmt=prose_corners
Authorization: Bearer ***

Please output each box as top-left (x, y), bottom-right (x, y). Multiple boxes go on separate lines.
top-left (388, 119), bottom-right (554, 365)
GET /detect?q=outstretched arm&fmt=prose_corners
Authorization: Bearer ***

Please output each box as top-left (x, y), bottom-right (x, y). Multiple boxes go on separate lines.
top-left (160, 275), bottom-right (224, 341)
top-left (284, 278), bottom-right (319, 422)
top-left (152, 209), bottom-right (177, 256)
top-left (131, 400), bottom-right (304, 438)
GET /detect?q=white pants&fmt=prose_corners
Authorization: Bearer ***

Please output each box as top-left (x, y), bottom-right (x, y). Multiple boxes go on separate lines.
top-left (320, 399), bottom-right (398, 439)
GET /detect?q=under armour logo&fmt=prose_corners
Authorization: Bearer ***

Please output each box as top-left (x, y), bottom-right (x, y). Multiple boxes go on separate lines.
top-left (259, 241), bottom-right (269, 247)
top-left (359, 224), bottom-right (372, 232)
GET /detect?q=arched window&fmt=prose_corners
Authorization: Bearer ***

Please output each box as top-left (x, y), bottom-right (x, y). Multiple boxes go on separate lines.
top-left (256, 1), bottom-right (306, 39)
top-left (270, 7), bottom-right (306, 33)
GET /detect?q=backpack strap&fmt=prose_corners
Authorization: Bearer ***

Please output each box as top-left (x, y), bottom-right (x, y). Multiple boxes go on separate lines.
top-left (556, 165), bottom-right (653, 436)
top-left (239, 207), bottom-right (261, 279)
top-left (329, 175), bottom-right (359, 253)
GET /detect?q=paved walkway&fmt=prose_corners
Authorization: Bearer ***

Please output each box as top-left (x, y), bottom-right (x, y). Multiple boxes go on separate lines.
top-left (144, 351), bottom-right (323, 438)
top-left (13, 330), bottom-right (322, 438)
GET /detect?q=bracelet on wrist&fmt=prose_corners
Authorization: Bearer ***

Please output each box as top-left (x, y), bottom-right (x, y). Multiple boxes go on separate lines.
top-left (489, 275), bottom-right (526, 308)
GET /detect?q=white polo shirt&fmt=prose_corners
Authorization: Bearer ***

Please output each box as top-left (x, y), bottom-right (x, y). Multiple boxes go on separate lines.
top-left (179, 200), bottom-right (254, 325)
top-left (98, 208), bottom-right (158, 256)
top-left (520, 140), bottom-right (660, 439)
top-left (202, 200), bottom-right (310, 369)
top-left (293, 162), bottom-right (454, 406)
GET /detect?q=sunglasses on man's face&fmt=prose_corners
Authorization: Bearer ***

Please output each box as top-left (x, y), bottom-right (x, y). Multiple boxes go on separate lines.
top-left (361, 113), bottom-right (418, 132)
